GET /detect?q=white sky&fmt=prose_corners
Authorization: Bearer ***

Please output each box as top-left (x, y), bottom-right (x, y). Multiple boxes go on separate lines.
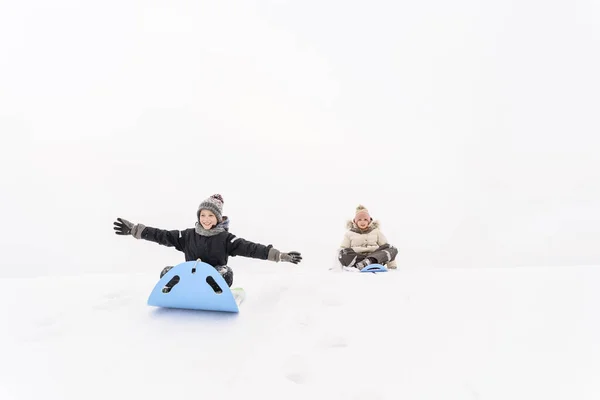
top-left (1, 0), bottom-right (599, 277)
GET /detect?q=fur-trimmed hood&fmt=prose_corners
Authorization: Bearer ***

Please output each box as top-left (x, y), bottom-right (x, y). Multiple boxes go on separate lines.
top-left (346, 219), bottom-right (380, 234)
top-left (340, 219), bottom-right (388, 252)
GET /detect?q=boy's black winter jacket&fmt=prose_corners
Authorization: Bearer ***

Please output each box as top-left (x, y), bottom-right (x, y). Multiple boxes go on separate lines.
top-left (140, 227), bottom-right (273, 267)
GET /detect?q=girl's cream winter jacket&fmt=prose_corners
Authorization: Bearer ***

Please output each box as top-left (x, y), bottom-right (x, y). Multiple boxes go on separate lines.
top-left (340, 220), bottom-right (388, 254)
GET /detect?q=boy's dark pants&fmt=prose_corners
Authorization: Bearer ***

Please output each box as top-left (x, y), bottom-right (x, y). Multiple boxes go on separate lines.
top-left (160, 265), bottom-right (233, 292)
top-left (338, 244), bottom-right (398, 267)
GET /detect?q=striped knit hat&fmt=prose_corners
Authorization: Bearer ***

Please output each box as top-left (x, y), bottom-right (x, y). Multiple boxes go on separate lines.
top-left (197, 194), bottom-right (224, 223)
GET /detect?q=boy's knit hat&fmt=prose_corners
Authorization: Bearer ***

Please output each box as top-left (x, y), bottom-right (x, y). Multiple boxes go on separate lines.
top-left (354, 204), bottom-right (371, 222)
top-left (197, 194), bottom-right (224, 223)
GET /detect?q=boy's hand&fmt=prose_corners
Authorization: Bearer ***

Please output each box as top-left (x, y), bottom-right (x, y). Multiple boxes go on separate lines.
top-left (280, 251), bottom-right (302, 264)
top-left (113, 218), bottom-right (133, 235)
top-left (114, 218), bottom-right (146, 239)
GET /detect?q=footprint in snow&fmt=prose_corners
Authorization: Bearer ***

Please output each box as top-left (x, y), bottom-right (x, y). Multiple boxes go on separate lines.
top-left (21, 315), bottom-right (63, 342)
top-left (92, 290), bottom-right (133, 311)
top-left (282, 354), bottom-right (309, 384)
top-left (351, 392), bottom-right (384, 400)
top-left (319, 335), bottom-right (348, 349)
top-left (321, 297), bottom-right (343, 307)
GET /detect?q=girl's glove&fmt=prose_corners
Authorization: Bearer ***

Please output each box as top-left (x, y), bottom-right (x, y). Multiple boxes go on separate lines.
top-left (355, 257), bottom-right (376, 270)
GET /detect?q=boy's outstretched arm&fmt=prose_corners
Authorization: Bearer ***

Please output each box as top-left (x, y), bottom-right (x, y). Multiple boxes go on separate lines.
top-left (113, 217), bottom-right (185, 251)
top-left (226, 234), bottom-right (302, 264)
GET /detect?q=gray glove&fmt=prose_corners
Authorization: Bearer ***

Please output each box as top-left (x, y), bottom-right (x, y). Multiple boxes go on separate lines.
top-left (280, 251), bottom-right (302, 264)
top-left (114, 218), bottom-right (133, 235)
top-left (113, 218), bottom-right (145, 239)
top-left (268, 249), bottom-right (302, 264)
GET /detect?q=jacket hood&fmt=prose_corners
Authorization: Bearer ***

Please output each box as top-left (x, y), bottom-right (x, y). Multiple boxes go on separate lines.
top-left (346, 219), bottom-right (380, 233)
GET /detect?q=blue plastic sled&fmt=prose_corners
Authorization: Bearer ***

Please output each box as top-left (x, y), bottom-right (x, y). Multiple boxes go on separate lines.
top-left (360, 263), bottom-right (388, 273)
top-left (147, 260), bottom-right (240, 313)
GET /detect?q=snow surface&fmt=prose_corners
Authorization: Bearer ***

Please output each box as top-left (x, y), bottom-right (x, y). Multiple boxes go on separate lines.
top-left (1, 264), bottom-right (599, 400)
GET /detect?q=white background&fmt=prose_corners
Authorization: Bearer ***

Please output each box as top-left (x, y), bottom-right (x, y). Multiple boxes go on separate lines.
top-left (1, 0), bottom-right (599, 277)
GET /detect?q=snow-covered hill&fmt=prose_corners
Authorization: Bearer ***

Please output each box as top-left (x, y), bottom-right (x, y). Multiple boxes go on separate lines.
top-left (2, 264), bottom-right (599, 400)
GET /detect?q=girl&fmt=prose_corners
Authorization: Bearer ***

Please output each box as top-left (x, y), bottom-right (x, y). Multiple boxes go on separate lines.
top-left (339, 204), bottom-right (398, 270)
top-left (113, 194), bottom-right (302, 289)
